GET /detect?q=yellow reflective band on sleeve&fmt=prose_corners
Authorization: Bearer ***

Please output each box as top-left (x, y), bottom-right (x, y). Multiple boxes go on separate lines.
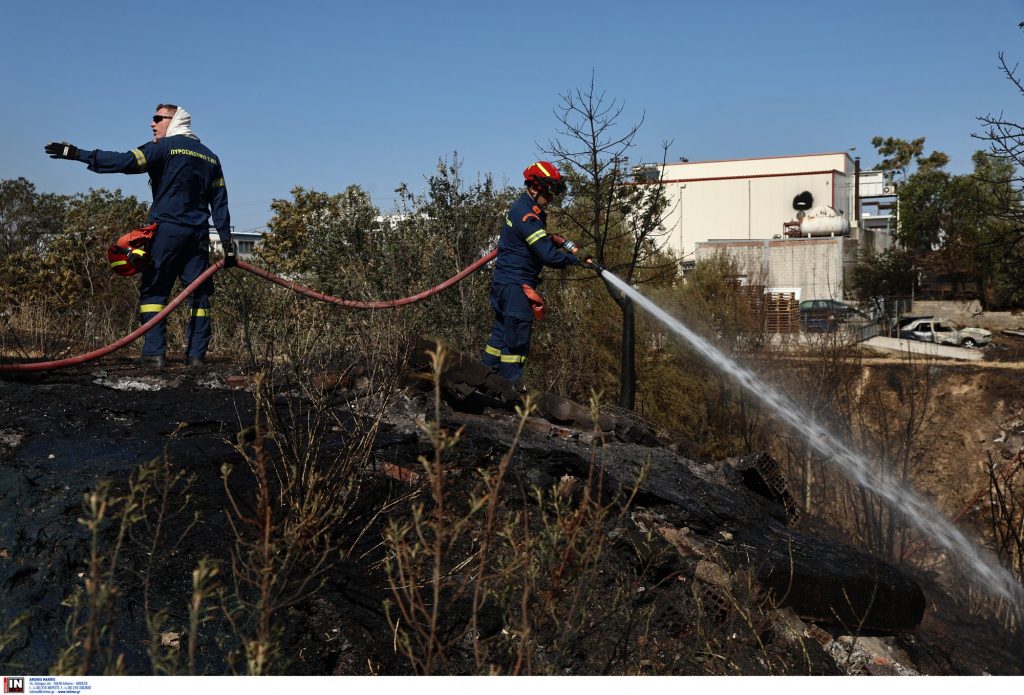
top-left (535, 162), bottom-right (551, 177)
top-left (212, 178), bottom-right (225, 188)
top-left (485, 345), bottom-right (502, 357)
top-left (110, 260), bottom-right (128, 268)
top-left (130, 248), bottom-right (146, 256)
top-left (139, 304), bottom-right (165, 313)
top-left (505, 214), bottom-right (512, 227)
top-left (131, 148), bottom-right (147, 172)
top-left (525, 230), bottom-right (547, 245)
top-left (190, 308), bottom-right (211, 318)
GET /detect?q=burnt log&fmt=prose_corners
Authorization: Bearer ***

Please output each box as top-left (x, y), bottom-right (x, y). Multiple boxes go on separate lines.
top-left (451, 415), bottom-right (926, 632)
top-left (598, 445), bottom-right (924, 630)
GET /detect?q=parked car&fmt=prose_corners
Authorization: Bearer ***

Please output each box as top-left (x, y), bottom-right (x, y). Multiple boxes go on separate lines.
top-left (799, 299), bottom-right (868, 332)
top-left (889, 315), bottom-right (933, 338)
top-left (897, 317), bottom-right (992, 347)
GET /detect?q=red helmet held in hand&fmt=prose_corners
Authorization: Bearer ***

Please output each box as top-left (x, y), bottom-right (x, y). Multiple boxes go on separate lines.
top-left (523, 161), bottom-right (567, 197)
top-left (107, 223), bottom-right (157, 276)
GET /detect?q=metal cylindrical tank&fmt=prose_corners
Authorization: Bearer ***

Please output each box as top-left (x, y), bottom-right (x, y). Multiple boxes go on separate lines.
top-left (799, 205), bottom-right (850, 236)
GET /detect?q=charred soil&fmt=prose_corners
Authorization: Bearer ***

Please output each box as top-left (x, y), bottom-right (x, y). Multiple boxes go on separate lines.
top-left (0, 355), bottom-right (1021, 675)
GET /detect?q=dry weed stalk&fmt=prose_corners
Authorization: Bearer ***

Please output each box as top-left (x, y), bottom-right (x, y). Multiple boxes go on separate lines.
top-left (384, 378), bottom-right (667, 675)
top-left (54, 438), bottom-right (216, 675)
top-left (962, 451), bottom-right (1024, 631)
top-left (55, 480), bottom-right (140, 675)
top-left (220, 353), bottom-right (381, 674)
top-left (125, 429), bottom-right (202, 674)
top-left (0, 613), bottom-right (31, 670)
top-left (488, 396), bottom-right (658, 675)
top-left (383, 345), bottom-right (479, 674)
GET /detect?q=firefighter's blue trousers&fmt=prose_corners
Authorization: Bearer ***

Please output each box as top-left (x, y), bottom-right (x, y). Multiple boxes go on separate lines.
top-left (138, 222), bottom-right (214, 359)
top-left (482, 283), bottom-right (533, 381)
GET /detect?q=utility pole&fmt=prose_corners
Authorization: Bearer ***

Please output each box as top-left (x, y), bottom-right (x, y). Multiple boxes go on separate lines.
top-left (854, 157), bottom-right (861, 235)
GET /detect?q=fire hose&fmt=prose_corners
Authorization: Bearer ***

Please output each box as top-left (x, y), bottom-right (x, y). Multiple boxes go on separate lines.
top-left (0, 261), bottom-right (225, 373)
top-left (234, 254), bottom-right (496, 309)
top-left (0, 243), bottom-right (604, 373)
top-left (0, 252), bottom-right (496, 373)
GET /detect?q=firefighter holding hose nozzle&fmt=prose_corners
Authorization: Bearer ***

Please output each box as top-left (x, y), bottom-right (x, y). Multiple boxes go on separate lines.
top-left (481, 161), bottom-right (593, 385)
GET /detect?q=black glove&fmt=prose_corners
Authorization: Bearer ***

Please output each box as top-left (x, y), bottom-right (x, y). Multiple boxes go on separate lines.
top-left (223, 240), bottom-right (238, 268)
top-left (45, 142), bottom-right (80, 160)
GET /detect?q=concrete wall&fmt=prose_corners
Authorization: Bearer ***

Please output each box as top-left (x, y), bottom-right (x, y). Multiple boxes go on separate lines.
top-left (857, 225), bottom-right (895, 253)
top-left (695, 237), bottom-right (848, 300)
top-left (912, 300), bottom-right (1024, 331)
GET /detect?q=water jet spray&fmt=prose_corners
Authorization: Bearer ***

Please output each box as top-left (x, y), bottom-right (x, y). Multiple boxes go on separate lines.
top-left (598, 269), bottom-right (1023, 606)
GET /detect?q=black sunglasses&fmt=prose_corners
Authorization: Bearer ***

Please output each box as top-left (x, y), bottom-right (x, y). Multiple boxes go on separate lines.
top-left (152, 115), bottom-right (173, 123)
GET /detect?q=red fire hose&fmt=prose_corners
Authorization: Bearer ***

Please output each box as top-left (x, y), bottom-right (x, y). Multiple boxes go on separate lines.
top-left (0, 261), bottom-right (224, 373)
top-left (235, 252), bottom-right (495, 308)
top-left (0, 252), bottom-right (497, 373)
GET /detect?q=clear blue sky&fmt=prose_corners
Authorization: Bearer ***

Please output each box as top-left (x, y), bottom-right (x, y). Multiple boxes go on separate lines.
top-left (2, 0), bottom-right (1022, 233)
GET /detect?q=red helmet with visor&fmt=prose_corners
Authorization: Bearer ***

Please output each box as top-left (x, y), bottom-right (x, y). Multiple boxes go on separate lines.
top-left (523, 161), bottom-right (567, 197)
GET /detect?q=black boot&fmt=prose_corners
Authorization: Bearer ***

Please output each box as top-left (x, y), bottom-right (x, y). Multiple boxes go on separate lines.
top-left (133, 354), bottom-right (166, 368)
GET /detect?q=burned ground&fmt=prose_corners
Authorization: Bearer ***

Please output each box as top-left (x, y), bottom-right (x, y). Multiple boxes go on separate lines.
top-left (0, 355), bottom-right (1021, 675)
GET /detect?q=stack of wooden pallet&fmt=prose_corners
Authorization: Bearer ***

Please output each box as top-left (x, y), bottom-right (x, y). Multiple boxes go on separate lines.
top-left (764, 291), bottom-right (800, 333)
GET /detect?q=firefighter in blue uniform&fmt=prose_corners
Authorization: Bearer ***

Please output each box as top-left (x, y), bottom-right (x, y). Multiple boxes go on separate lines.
top-left (482, 161), bottom-right (587, 382)
top-left (45, 104), bottom-right (235, 368)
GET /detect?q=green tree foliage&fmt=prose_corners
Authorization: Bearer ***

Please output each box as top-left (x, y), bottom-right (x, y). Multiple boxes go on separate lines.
top-left (395, 154), bottom-right (515, 351)
top-left (881, 150), bottom-right (1020, 308)
top-left (256, 157), bottom-right (514, 355)
top-left (891, 167), bottom-right (952, 253)
top-left (967, 151), bottom-right (1023, 307)
top-left (0, 180), bottom-right (147, 311)
top-left (0, 177), bottom-right (65, 256)
top-left (849, 246), bottom-right (916, 301)
top-left (0, 178), bottom-right (67, 307)
top-left (49, 189), bottom-right (151, 306)
top-left (859, 133), bottom-right (1024, 308)
top-left (257, 185), bottom-right (382, 295)
top-left (934, 153), bottom-right (1018, 303)
top-left (1, 180), bottom-right (150, 356)
top-left (870, 135), bottom-right (949, 180)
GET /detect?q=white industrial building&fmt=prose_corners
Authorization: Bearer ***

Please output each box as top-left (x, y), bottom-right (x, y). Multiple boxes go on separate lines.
top-left (639, 152), bottom-right (896, 301)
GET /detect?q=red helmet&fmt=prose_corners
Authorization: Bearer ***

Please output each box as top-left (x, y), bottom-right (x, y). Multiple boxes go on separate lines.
top-left (107, 223), bottom-right (157, 276)
top-left (523, 161), bottom-right (567, 197)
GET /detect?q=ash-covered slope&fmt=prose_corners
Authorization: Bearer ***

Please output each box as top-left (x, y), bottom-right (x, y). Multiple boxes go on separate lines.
top-left (0, 352), bottom-right (1006, 674)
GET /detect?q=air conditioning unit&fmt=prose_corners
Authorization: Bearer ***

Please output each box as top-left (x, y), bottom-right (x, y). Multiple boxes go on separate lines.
top-left (882, 184), bottom-right (896, 195)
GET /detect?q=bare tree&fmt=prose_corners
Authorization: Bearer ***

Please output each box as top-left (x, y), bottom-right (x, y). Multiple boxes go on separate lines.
top-left (543, 75), bottom-right (678, 409)
top-left (973, 50), bottom-right (1024, 306)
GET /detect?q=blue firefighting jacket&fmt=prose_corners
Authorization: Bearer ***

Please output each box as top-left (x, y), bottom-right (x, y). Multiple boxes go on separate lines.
top-left (491, 192), bottom-right (579, 287)
top-left (76, 135), bottom-right (231, 243)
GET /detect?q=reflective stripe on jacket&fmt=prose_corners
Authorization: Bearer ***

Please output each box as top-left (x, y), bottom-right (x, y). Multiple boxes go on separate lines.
top-left (78, 135), bottom-right (231, 243)
top-left (491, 191), bottom-right (579, 287)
